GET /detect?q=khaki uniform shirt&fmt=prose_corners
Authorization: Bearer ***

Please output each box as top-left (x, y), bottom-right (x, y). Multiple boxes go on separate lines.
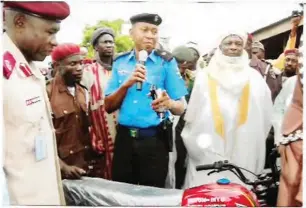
top-left (47, 76), bottom-right (105, 177)
top-left (3, 33), bottom-right (65, 205)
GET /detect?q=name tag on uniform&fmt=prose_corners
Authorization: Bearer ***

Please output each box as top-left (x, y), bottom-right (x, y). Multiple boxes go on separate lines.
top-left (35, 135), bottom-right (47, 161)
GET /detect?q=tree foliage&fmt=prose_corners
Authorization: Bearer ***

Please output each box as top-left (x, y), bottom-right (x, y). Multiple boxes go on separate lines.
top-left (81, 19), bottom-right (134, 58)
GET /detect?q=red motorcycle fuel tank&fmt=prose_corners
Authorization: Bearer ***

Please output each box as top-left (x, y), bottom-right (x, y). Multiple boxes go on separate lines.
top-left (181, 178), bottom-right (260, 207)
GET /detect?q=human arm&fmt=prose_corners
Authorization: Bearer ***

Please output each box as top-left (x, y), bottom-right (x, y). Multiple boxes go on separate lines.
top-left (59, 158), bottom-right (86, 179)
top-left (151, 91), bottom-right (186, 115)
top-left (152, 59), bottom-right (188, 116)
top-left (104, 64), bottom-right (146, 113)
top-left (273, 16), bottom-right (302, 69)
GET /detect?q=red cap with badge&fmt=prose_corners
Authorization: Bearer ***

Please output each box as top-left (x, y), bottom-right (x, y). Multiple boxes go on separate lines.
top-left (51, 43), bottom-right (82, 63)
top-left (3, 1), bottom-right (70, 21)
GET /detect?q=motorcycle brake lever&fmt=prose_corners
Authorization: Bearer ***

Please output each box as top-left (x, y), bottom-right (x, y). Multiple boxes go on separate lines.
top-left (207, 170), bottom-right (217, 176)
top-left (207, 167), bottom-right (228, 176)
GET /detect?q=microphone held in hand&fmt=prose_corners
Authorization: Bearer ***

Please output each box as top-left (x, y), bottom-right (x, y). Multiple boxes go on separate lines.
top-left (137, 50), bottom-right (148, 91)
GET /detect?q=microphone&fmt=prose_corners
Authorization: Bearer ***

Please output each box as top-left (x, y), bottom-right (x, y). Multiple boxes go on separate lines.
top-left (137, 50), bottom-right (148, 91)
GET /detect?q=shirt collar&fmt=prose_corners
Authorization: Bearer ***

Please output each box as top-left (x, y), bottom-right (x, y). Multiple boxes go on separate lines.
top-left (127, 49), bottom-right (157, 63)
top-left (56, 75), bottom-right (83, 95)
top-left (3, 33), bottom-right (45, 80)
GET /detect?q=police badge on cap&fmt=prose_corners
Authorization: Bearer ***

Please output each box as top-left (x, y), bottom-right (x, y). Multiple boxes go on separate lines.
top-left (130, 13), bottom-right (162, 26)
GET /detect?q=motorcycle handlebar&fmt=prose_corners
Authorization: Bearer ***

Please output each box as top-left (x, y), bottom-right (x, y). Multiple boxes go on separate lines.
top-left (196, 160), bottom-right (230, 171)
top-left (196, 160), bottom-right (249, 183)
top-left (196, 164), bottom-right (215, 171)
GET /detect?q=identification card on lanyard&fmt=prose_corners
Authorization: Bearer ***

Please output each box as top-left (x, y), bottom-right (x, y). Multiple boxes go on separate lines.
top-left (35, 117), bottom-right (48, 161)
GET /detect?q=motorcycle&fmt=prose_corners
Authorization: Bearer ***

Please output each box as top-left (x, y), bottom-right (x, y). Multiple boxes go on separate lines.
top-left (182, 157), bottom-right (280, 206)
top-left (63, 149), bottom-right (280, 207)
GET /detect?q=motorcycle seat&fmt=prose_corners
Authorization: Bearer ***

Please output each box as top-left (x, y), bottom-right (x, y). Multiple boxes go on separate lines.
top-left (63, 177), bottom-right (183, 206)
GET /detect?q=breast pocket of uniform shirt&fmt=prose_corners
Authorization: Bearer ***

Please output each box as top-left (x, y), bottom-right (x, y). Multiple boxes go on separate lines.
top-left (22, 88), bottom-right (46, 123)
top-left (117, 69), bottom-right (131, 86)
top-left (146, 66), bottom-right (164, 88)
top-left (52, 108), bottom-right (76, 145)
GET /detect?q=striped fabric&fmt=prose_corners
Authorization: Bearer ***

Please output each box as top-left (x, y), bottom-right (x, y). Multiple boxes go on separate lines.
top-left (85, 62), bottom-right (118, 180)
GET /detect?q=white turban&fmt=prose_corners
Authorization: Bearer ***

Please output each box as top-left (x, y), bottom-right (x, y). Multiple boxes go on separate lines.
top-left (217, 30), bottom-right (248, 48)
top-left (205, 31), bottom-right (251, 94)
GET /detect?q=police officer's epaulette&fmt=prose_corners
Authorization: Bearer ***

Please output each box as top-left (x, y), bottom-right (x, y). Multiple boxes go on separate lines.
top-left (154, 49), bottom-right (173, 62)
top-left (3, 51), bottom-right (16, 79)
top-left (114, 51), bottom-right (132, 61)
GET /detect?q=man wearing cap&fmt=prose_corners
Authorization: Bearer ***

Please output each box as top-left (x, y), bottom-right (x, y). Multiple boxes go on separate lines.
top-left (247, 34), bottom-right (283, 169)
top-left (186, 42), bottom-right (200, 62)
top-left (251, 41), bottom-right (283, 102)
top-left (3, 1), bottom-right (70, 205)
top-left (269, 15), bottom-right (303, 71)
top-left (251, 41), bottom-right (265, 60)
top-left (165, 45), bottom-right (197, 188)
top-left (247, 34), bottom-right (281, 101)
top-left (82, 27), bottom-right (117, 179)
top-left (172, 45), bottom-right (197, 90)
top-left (104, 13), bottom-right (187, 188)
top-left (282, 49), bottom-right (300, 83)
top-left (185, 42), bottom-right (207, 70)
top-left (47, 43), bottom-right (105, 179)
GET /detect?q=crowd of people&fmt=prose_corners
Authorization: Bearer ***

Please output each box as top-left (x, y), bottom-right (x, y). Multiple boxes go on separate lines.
top-left (2, 1), bottom-right (303, 207)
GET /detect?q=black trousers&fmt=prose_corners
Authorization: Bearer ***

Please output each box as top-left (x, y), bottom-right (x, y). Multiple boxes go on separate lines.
top-left (174, 112), bottom-right (187, 189)
top-left (265, 127), bottom-right (275, 168)
top-left (112, 125), bottom-right (169, 188)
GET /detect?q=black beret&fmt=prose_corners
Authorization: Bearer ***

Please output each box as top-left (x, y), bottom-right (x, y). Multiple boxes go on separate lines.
top-left (91, 27), bottom-right (115, 46)
top-left (4, 1), bottom-right (70, 21)
top-left (130, 13), bottom-right (162, 26)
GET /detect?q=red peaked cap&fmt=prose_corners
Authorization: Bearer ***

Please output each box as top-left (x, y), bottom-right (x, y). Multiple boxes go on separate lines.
top-left (51, 43), bottom-right (82, 63)
top-left (3, 1), bottom-right (70, 21)
top-left (284, 48), bottom-right (299, 56)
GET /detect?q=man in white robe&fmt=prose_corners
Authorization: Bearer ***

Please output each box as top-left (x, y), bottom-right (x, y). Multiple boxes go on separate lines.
top-left (181, 32), bottom-right (273, 189)
top-left (272, 75), bottom-right (298, 146)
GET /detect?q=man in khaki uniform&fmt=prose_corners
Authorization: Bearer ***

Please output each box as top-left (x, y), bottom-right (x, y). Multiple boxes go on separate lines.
top-left (48, 43), bottom-right (105, 179)
top-left (3, 2), bottom-right (70, 205)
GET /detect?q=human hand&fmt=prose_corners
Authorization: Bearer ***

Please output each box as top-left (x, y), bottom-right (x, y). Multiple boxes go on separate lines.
top-left (123, 64), bottom-right (146, 88)
top-left (151, 90), bottom-right (173, 112)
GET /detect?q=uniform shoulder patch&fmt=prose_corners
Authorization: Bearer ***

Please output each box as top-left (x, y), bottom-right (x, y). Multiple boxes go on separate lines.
top-left (3, 51), bottom-right (16, 79)
top-left (114, 51), bottom-right (132, 61)
top-left (154, 49), bottom-right (173, 62)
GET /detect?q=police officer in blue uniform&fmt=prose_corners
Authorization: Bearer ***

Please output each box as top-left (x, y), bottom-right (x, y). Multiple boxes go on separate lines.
top-left (105, 13), bottom-right (187, 188)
